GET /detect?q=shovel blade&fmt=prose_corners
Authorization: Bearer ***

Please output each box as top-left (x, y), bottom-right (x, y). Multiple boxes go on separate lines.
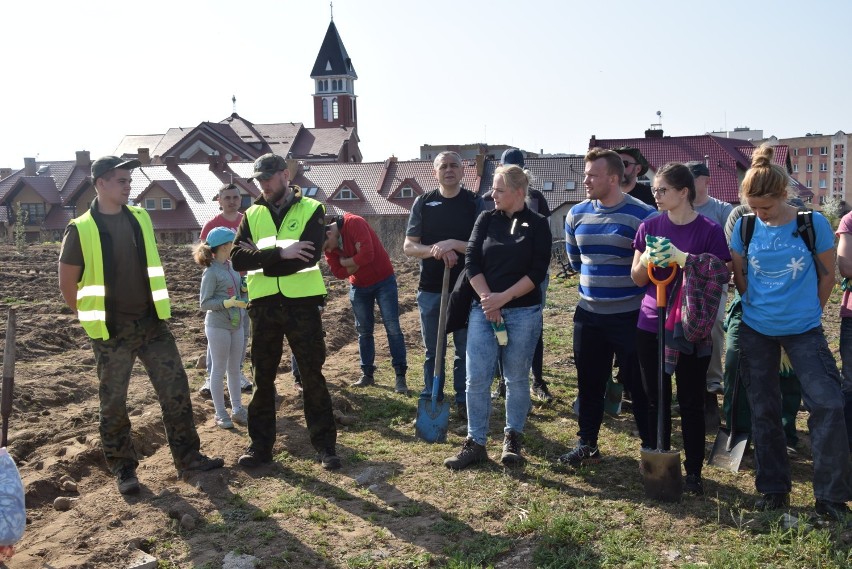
top-left (415, 397), bottom-right (450, 443)
top-left (640, 448), bottom-right (683, 502)
top-left (707, 427), bottom-right (750, 473)
top-left (604, 378), bottom-right (623, 417)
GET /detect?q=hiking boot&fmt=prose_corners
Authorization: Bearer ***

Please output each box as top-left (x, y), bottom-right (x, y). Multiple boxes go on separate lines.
top-left (491, 378), bottom-right (506, 400)
top-left (198, 386), bottom-right (212, 399)
top-left (706, 380), bottom-right (724, 395)
top-left (237, 447), bottom-right (273, 468)
top-left (116, 465), bottom-right (140, 495)
top-left (231, 407), bottom-right (248, 425)
top-left (319, 448), bottom-right (342, 470)
top-left (755, 493), bottom-right (790, 511)
top-left (455, 402), bottom-right (467, 422)
top-left (501, 430), bottom-right (524, 466)
top-left (684, 473), bottom-right (704, 496)
top-left (815, 500), bottom-right (851, 522)
top-left (351, 374), bottom-right (374, 387)
top-left (444, 437), bottom-right (488, 470)
top-left (394, 374), bottom-right (409, 394)
top-left (240, 376), bottom-right (253, 393)
top-left (180, 452), bottom-right (224, 475)
top-left (531, 381), bottom-right (554, 403)
top-left (557, 440), bottom-right (601, 468)
top-left (215, 415), bottom-right (234, 429)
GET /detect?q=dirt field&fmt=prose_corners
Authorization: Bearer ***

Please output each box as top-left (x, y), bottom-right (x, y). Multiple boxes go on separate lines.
top-left (0, 244), bottom-right (848, 569)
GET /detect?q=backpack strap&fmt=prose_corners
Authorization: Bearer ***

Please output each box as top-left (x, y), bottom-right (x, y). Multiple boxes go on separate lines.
top-left (739, 213), bottom-right (756, 275)
top-left (796, 211), bottom-right (830, 276)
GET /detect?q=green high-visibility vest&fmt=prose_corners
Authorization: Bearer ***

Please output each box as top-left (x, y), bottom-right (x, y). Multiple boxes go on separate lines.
top-left (244, 198), bottom-right (326, 300)
top-left (71, 206), bottom-right (170, 340)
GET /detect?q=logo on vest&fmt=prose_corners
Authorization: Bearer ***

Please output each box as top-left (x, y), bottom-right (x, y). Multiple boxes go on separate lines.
top-left (287, 219), bottom-right (300, 232)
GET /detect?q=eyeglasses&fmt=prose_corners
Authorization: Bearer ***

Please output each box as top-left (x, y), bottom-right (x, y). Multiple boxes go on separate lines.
top-left (651, 187), bottom-right (668, 197)
top-left (623, 160), bottom-right (638, 168)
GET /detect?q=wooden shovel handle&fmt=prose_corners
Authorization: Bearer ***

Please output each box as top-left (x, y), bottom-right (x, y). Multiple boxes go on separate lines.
top-left (2, 307), bottom-right (16, 448)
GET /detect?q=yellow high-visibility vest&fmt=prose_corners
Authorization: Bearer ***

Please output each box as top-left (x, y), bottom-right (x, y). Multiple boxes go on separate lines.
top-left (71, 205), bottom-right (170, 340)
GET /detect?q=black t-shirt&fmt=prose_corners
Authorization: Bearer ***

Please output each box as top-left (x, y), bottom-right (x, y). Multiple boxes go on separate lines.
top-left (406, 189), bottom-right (483, 293)
top-left (627, 182), bottom-right (657, 209)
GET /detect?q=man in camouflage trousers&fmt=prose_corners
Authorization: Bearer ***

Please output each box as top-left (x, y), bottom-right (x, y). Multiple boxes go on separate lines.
top-left (58, 156), bottom-right (224, 495)
top-left (231, 154), bottom-right (340, 470)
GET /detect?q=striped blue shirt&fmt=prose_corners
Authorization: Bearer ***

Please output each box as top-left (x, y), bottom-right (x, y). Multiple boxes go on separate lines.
top-left (565, 194), bottom-right (656, 314)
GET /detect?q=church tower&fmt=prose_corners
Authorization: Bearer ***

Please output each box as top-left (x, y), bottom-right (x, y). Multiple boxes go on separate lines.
top-left (311, 20), bottom-right (358, 130)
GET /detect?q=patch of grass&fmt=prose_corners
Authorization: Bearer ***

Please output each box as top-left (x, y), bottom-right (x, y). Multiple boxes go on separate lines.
top-left (445, 533), bottom-right (512, 567)
top-left (432, 516), bottom-right (467, 537)
top-left (265, 489), bottom-right (326, 516)
top-left (396, 502), bottom-right (422, 517)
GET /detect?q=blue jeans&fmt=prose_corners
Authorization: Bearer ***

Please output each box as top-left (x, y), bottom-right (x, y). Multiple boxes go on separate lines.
top-left (349, 274), bottom-right (407, 376)
top-left (417, 290), bottom-right (467, 403)
top-left (740, 322), bottom-right (852, 502)
top-left (836, 318), bottom-right (852, 452)
top-left (466, 304), bottom-right (541, 445)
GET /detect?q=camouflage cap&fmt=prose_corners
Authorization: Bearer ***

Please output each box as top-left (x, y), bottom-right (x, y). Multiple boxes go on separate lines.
top-left (249, 153), bottom-right (288, 180)
top-left (91, 156), bottom-right (142, 181)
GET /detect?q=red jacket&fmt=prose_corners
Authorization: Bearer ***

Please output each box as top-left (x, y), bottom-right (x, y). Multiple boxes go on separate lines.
top-left (324, 212), bottom-right (394, 287)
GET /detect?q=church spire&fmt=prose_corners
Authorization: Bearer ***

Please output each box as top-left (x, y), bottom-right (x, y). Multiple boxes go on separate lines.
top-left (311, 20), bottom-right (357, 130)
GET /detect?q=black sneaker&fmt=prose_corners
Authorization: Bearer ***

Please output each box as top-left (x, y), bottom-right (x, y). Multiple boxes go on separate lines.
top-left (501, 430), bottom-right (524, 466)
top-left (444, 437), bottom-right (488, 470)
top-left (237, 447), bottom-right (273, 468)
top-left (198, 386), bottom-right (212, 399)
top-left (815, 500), bottom-right (851, 522)
top-left (319, 448), bottom-right (342, 470)
top-left (455, 402), bottom-right (467, 422)
top-left (394, 375), bottom-right (409, 394)
top-left (241, 382), bottom-right (253, 394)
top-left (684, 473), bottom-right (704, 496)
top-left (557, 440), bottom-right (601, 468)
top-left (116, 465), bottom-right (140, 495)
top-left (755, 493), bottom-right (790, 511)
top-left (180, 452), bottom-right (225, 475)
top-left (531, 381), bottom-right (554, 403)
top-left (491, 378), bottom-right (506, 400)
top-left (351, 374), bottom-right (375, 387)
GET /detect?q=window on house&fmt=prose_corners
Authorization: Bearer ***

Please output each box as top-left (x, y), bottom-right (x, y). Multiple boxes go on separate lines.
top-left (318, 80), bottom-right (324, 92)
top-left (399, 186), bottom-right (414, 198)
top-left (543, 181), bottom-right (554, 191)
top-left (144, 198), bottom-right (156, 210)
top-left (820, 179), bottom-right (827, 189)
top-left (806, 179), bottom-right (813, 188)
top-left (793, 148), bottom-right (798, 156)
top-left (565, 181), bottom-right (576, 190)
top-left (332, 98), bottom-right (339, 120)
top-left (820, 163), bottom-right (828, 172)
top-left (322, 99), bottom-right (329, 121)
top-left (793, 164), bottom-right (798, 173)
top-left (820, 146), bottom-right (828, 155)
top-left (807, 163), bottom-right (813, 172)
top-left (819, 195), bottom-right (826, 205)
top-left (19, 202), bottom-right (45, 225)
top-left (303, 187), bottom-right (318, 197)
top-left (161, 198), bottom-right (172, 210)
top-left (335, 187), bottom-right (356, 200)
top-left (807, 148), bottom-right (813, 156)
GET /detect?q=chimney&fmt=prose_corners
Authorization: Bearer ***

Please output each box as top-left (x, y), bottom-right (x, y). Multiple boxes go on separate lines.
top-left (645, 128), bottom-right (664, 139)
top-left (75, 150), bottom-right (90, 167)
top-left (138, 147), bottom-right (151, 165)
top-left (589, 135), bottom-right (597, 148)
top-left (475, 154), bottom-right (486, 176)
top-left (164, 156), bottom-right (177, 169)
top-left (24, 157), bottom-right (37, 176)
top-left (0, 168), bottom-right (12, 180)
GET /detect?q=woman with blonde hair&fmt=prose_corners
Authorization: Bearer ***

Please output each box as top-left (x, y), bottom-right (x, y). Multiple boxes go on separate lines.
top-left (444, 164), bottom-right (552, 469)
top-left (730, 145), bottom-right (851, 520)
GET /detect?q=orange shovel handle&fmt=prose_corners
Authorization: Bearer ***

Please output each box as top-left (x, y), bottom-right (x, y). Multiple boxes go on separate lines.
top-left (647, 263), bottom-right (678, 308)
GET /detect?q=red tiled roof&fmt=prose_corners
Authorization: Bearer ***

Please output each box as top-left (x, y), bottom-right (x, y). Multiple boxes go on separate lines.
top-left (144, 201), bottom-right (200, 231)
top-left (43, 204), bottom-right (76, 231)
top-left (11, 176), bottom-right (61, 204)
top-left (137, 179), bottom-right (185, 204)
top-left (594, 135), bottom-right (758, 202)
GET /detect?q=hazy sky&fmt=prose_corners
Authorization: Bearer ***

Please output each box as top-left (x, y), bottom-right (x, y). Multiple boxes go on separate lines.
top-left (2, 0), bottom-right (850, 169)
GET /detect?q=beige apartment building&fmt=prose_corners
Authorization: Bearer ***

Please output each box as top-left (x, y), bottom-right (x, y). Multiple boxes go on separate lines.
top-left (774, 131), bottom-right (849, 206)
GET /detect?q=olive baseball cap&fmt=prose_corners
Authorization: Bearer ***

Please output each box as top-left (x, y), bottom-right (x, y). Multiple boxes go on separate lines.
top-left (91, 156), bottom-right (142, 181)
top-left (249, 153), bottom-right (288, 180)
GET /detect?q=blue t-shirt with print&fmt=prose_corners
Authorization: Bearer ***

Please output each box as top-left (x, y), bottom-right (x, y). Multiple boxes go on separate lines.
top-left (730, 212), bottom-right (834, 336)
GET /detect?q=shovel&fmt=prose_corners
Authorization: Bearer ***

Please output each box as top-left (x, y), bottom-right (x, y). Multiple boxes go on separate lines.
top-left (640, 263), bottom-right (682, 502)
top-left (707, 364), bottom-right (750, 472)
top-left (415, 266), bottom-right (451, 443)
top-left (2, 307), bottom-right (15, 448)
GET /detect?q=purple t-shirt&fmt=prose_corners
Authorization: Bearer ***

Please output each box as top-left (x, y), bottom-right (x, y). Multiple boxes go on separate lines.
top-left (633, 213), bottom-right (731, 332)
top-left (836, 211), bottom-right (852, 318)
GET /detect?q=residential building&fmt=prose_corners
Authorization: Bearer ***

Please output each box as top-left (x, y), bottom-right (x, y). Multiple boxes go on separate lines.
top-left (764, 131), bottom-right (850, 206)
